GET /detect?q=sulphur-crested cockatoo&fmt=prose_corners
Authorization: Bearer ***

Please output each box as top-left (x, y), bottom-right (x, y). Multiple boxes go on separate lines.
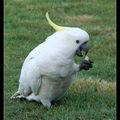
top-left (11, 12), bottom-right (93, 108)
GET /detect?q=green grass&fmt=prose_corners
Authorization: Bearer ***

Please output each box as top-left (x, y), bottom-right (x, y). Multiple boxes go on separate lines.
top-left (4, 0), bottom-right (116, 119)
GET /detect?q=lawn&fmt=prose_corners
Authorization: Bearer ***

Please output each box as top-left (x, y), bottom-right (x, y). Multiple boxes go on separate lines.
top-left (4, 0), bottom-right (116, 119)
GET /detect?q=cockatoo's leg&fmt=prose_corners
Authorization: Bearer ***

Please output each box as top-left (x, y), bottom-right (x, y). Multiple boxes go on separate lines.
top-left (26, 93), bottom-right (51, 108)
top-left (72, 63), bottom-right (79, 73)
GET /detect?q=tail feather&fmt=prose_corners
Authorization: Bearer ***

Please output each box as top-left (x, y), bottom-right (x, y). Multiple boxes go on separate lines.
top-left (10, 91), bottom-right (20, 99)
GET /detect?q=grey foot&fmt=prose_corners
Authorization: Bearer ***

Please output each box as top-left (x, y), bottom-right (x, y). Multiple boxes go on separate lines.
top-left (79, 60), bottom-right (93, 70)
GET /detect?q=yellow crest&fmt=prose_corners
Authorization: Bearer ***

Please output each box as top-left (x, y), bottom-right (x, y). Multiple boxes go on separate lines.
top-left (46, 12), bottom-right (66, 32)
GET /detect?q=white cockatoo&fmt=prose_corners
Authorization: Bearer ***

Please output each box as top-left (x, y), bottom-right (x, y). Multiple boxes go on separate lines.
top-left (11, 12), bottom-right (93, 108)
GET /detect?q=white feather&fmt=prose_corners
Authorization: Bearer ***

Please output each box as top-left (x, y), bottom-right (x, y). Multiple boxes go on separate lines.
top-left (11, 27), bottom-right (89, 108)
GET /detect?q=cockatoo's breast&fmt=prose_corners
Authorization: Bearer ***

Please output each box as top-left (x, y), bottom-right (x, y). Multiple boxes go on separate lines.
top-left (39, 74), bottom-right (76, 101)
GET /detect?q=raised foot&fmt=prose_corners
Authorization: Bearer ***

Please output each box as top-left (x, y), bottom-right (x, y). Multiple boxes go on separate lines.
top-left (79, 59), bottom-right (93, 70)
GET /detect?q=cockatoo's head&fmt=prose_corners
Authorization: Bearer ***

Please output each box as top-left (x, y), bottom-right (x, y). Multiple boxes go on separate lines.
top-left (46, 12), bottom-right (89, 57)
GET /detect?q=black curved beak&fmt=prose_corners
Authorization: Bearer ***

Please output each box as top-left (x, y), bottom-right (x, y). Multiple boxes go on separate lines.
top-left (76, 43), bottom-right (88, 57)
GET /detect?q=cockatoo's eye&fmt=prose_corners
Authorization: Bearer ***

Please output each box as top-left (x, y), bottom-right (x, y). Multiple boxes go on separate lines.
top-left (76, 40), bottom-right (79, 44)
